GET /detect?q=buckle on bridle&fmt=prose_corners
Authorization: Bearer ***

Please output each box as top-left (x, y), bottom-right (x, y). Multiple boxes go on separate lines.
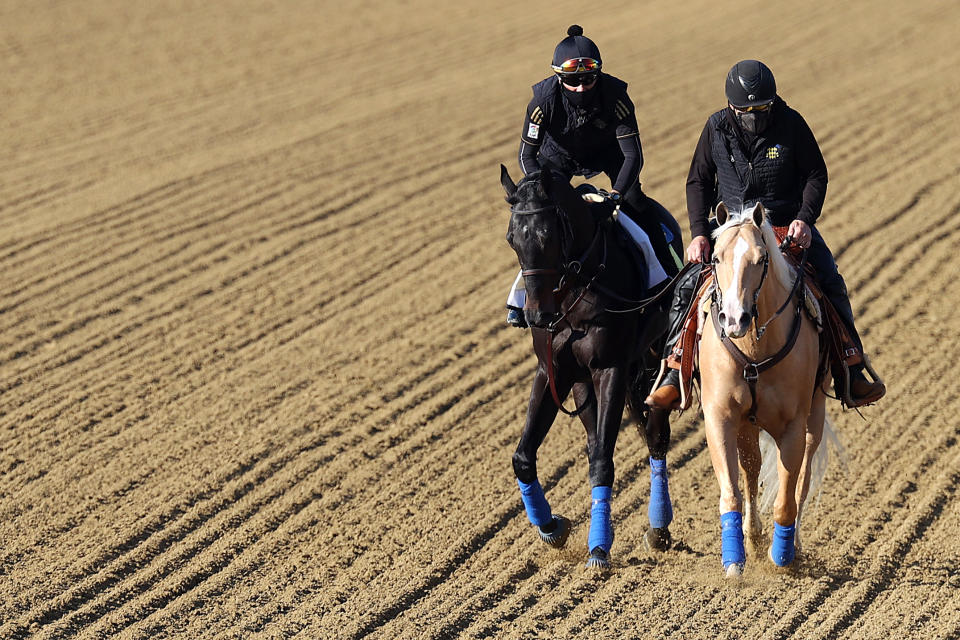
top-left (743, 363), bottom-right (760, 382)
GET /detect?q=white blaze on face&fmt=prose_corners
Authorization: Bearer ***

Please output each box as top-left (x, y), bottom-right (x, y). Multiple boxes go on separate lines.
top-left (723, 236), bottom-right (750, 325)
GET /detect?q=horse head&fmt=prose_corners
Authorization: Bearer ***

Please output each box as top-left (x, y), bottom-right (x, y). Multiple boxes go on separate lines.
top-left (500, 165), bottom-right (578, 329)
top-left (711, 202), bottom-right (770, 338)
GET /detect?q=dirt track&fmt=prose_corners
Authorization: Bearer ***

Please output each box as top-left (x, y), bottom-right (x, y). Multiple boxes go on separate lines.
top-left (1, 1), bottom-right (959, 638)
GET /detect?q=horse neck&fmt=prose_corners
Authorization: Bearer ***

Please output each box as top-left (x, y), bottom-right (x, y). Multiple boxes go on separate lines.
top-left (563, 203), bottom-right (599, 264)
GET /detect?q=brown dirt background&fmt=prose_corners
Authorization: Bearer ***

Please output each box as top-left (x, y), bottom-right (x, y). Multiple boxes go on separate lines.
top-left (1, 1), bottom-right (959, 638)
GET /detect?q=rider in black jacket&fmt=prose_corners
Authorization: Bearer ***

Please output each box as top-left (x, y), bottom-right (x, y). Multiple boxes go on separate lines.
top-left (506, 25), bottom-right (681, 327)
top-left (646, 60), bottom-right (885, 408)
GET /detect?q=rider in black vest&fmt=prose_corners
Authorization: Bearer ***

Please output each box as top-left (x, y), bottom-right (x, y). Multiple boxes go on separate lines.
top-left (645, 60), bottom-right (886, 408)
top-left (507, 25), bottom-right (681, 327)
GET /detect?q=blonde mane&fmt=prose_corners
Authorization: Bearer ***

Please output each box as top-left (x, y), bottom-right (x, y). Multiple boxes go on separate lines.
top-left (712, 208), bottom-right (795, 293)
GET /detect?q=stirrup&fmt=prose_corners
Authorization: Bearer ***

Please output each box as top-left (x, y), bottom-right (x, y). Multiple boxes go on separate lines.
top-left (839, 354), bottom-right (885, 407)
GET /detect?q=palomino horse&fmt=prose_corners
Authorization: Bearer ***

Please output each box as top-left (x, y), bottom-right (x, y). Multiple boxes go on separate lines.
top-left (700, 202), bottom-right (830, 577)
top-left (500, 166), bottom-right (682, 569)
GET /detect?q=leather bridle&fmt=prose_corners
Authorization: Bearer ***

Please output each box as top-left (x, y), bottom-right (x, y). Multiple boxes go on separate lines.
top-left (710, 235), bottom-right (809, 423)
top-left (510, 203), bottom-right (606, 416)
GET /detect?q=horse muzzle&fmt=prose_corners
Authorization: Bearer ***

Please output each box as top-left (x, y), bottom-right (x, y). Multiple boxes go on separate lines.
top-left (717, 309), bottom-right (752, 338)
top-left (525, 308), bottom-right (561, 329)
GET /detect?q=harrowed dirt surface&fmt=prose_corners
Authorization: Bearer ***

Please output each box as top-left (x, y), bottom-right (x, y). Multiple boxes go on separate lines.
top-left (1, 1), bottom-right (959, 638)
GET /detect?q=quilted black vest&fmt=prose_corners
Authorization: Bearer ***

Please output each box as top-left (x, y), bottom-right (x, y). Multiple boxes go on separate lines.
top-left (707, 99), bottom-right (808, 226)
top-left (530, 73), bottom-right (630, 177)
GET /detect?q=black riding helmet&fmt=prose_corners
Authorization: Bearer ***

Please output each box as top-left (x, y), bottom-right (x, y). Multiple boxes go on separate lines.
top-left (725, 60), bottom-right (776, 108)
top-left (551, 25), bottom-right (602, 86)
top-left (726, 60), bottom-right (777, 134)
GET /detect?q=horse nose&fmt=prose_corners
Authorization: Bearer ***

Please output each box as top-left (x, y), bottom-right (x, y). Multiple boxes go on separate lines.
top-left (525, 309), bottom-right (559, 329)
top-left (738, 311), bottom-right (751, 327)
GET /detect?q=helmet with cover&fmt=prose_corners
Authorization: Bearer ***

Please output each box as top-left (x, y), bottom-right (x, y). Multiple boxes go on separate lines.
top-left (551, 25), bottom-right (602, 87)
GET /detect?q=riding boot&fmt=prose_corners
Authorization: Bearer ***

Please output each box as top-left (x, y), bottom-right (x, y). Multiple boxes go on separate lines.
top-left (645, 263), bottom-right (703, 409)
top-left (807, 226), bottom-right (885, 405)
top-left (506, 306), bottom-right (527, 328)
top-left (824, 285), bottom-right (885, 405)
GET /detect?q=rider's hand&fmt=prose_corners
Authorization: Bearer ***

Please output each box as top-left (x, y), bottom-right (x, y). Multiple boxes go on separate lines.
top-left (687, 236), bottom-right (711, 263)
top-left (788, 219), bottom-right (812, 249)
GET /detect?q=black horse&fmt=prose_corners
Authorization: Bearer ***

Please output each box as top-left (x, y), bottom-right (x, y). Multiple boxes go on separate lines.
top-left (501, 166), bottom-right (683, 568)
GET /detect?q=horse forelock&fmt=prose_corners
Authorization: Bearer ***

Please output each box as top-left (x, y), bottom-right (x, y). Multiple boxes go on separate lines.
top-left (712, 208), bottom-right (794, 293)
top-left (512, 173), bottom-right (551, 210)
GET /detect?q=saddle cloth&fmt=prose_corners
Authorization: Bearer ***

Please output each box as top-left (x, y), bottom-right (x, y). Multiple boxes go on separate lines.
top-left (662, 226), bottom-right (861, 410)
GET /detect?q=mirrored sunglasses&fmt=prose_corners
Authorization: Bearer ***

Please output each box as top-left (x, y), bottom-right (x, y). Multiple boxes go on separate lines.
top-left (551, 57), bottom-right (601, 74)
top-left (730, 101), bottom-right (774, 113)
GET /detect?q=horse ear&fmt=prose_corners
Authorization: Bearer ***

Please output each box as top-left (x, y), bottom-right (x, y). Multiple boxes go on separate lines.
top-left (751, 202), bottom-right (764, 227)
top-left (716, 202), bottom-right (729, 226)
top-left (500, 164), bottom-right (517, 199)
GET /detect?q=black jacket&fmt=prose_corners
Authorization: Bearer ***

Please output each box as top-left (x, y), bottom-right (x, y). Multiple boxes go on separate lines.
top-left (518, 73), bottom-right (643, 194)
top-left (686, 98), bottom-right (828, 239)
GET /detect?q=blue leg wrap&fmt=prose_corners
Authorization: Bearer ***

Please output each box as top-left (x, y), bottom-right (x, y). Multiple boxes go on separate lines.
top-left (648, 458), bottom-right (673, 529)
top-left (720, 511), bottom-right (746, 568)
top-left (588, 485), bottom-right (613, 553)
top-left (770, 522), bottom-right (797, 566)
top-left (517, 478), bottom-right (552, 527)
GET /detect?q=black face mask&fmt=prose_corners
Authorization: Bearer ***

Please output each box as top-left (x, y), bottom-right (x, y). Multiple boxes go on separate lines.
top-left (736, 109), bottom-right (773, 135)
top-left (562, 85), bottom-right (597, 109)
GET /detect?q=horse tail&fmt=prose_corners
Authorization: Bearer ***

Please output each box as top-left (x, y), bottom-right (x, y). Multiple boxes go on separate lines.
top-left (757, 415), bottom-right (846, 514)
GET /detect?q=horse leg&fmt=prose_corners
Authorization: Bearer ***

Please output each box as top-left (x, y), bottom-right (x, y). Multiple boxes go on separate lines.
top-left (644, 407), bottom-right (673, 550)
top-left (769, 417), bottom-right (806, 567)
top-left (737, 421), bottom-right (765, 554)
top-left (514, 366), bottom-right (574, 548)
top-left (794, 388), bottom-right (827, 555)
top-left (704, 407), bottom-right (746, 577)
top-left (583, 366), bottom-right (627, 569)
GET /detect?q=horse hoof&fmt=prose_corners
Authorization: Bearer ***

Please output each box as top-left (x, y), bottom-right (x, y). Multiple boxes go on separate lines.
top-left (724, 562), bottom-right (745, 578)
top-left (644, 527), bottom-right (672, 551)
top-left (585, 547), bottom-right (610, 570)
top-left (538, 516), bottom-right (571, 549)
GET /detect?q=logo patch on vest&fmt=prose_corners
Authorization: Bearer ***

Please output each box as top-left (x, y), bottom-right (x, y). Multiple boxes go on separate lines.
top-left (527, 123), bottom-right (540, 139)
top-left (766, 144), bottom-right (782, 159)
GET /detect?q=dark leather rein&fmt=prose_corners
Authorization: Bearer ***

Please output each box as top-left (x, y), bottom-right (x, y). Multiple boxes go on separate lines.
top-left (711, 237), bottom-right (809, 424)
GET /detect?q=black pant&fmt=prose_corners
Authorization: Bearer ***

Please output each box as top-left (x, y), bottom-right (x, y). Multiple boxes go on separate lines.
top-left (806, 226), bottom-right (863, 353)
